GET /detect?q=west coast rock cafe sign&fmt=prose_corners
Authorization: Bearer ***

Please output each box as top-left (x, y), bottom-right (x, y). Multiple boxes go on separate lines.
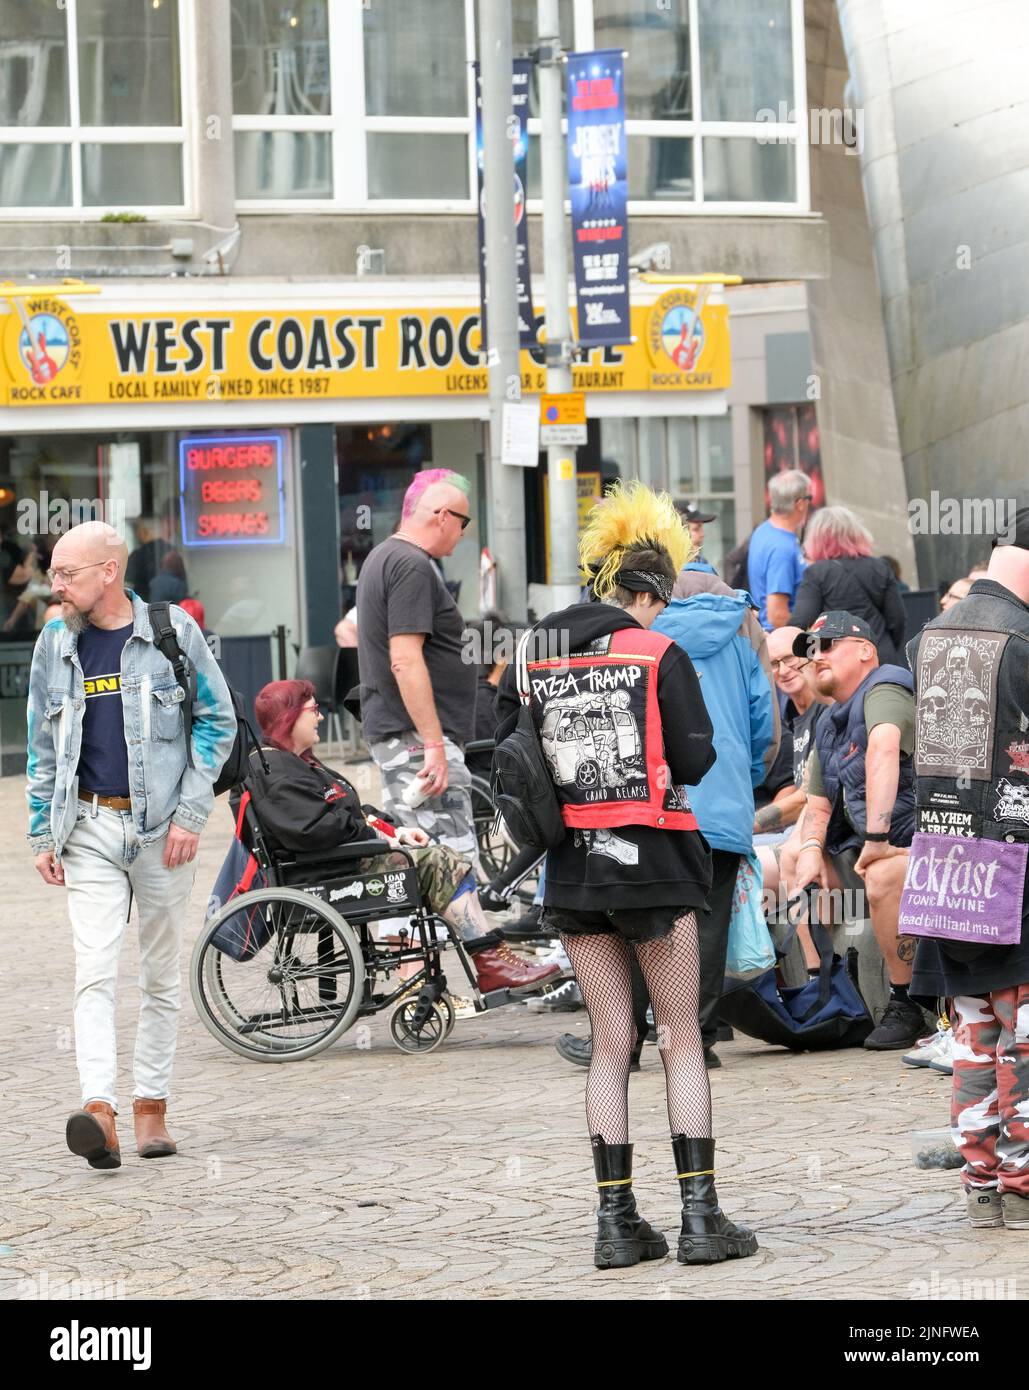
top-left (0, 290), bottom-right (730, 407)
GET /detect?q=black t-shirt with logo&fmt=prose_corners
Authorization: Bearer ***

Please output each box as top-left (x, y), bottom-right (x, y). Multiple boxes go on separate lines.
top-left (75, 622), bottom-right (133, 795)
top-left (788, 700), bottom-right (828, 788)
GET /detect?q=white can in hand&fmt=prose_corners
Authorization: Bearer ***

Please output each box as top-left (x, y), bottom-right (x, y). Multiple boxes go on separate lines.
top-left (401, 771), bottom-right (433, 809)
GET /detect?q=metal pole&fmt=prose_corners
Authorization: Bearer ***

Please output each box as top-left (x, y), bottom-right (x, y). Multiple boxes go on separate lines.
top-left (478, 0), bottom-right (528, 623)
top-left (538, 0), bottom-right (581, 611)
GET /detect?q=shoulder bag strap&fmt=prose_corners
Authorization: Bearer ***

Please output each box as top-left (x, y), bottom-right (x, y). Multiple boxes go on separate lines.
top-left (148, 601), bottom-right (195, 769)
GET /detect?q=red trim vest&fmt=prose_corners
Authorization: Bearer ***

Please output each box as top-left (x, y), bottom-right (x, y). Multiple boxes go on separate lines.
top-left (526, 626), bottom-right (699, 832)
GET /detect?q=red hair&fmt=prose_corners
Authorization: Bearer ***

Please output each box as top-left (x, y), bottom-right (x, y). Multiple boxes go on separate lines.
top-left (179, 598), bottom-right (205, 627)
top-left (255, 679), bottom-right (316, 751)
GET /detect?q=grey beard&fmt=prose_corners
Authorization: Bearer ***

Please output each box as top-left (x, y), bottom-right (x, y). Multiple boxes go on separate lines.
top-left (62, 608), bottom-right (88, 634)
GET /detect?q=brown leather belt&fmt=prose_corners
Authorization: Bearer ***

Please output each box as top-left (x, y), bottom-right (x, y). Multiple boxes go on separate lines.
top-left (79, 790), bottom-right (132, 811)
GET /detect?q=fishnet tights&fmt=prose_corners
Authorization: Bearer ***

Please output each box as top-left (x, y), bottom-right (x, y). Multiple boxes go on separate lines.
top-left (560, 912), bottom-right (712, 1144)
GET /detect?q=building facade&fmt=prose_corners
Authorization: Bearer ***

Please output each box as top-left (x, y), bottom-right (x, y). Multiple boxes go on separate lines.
top-left (1, 0), bottom-right (929, 766)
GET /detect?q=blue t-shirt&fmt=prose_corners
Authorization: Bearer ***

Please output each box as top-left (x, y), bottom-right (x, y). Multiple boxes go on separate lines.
top-left (75, 622), bottom-right (133, 795)
top-left (748, 519), bottom-right (805, 630)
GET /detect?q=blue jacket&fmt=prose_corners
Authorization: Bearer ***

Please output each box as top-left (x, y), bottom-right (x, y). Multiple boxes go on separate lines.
top-left (26, 592), bottom-right (236, 857)
top-left (654, 592), bottom-right (777, 853)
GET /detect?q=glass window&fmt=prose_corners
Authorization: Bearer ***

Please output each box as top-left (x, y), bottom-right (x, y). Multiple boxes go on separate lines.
top-left (667, 418), bottom-right (698, 497)
top-left (592, 0), bottom-right (691, 120)
top-left (698, 0), bottom-right (793, 123)
top-left (77, 0), bottom-right (181, 127)
top-left (363, 0), bottom-right (466, 117)
top-left (234, 130), bottom-right (332, 200)
top-left (703, 137), bottom-right (795, 202)
top-left (0, 143), bottom-right (71, 206)
top-left (367, 133), bottom-right (468, 200)
top-left (232, 0), bottom-right (331, 117)
top-left (0, 0), bottom-right (69, 126)
top-left (638, 418), bottom-right (666, 490)
top-left (81, 143), bottom-right (183, 205)
top-left (692, 497), bottom-right (735, 573)
top-left (599, 418), bottom-right (638, 481)
top-left (511, 0), bottom-right (573, 52)
top-left (697, 415), bottom-right (734, 491)
top-left (628, 136), bottom-right (693, 201)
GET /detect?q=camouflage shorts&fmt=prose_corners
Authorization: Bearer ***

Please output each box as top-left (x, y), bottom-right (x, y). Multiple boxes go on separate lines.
top-left (371, 732), bottom-right (482, 876)
top-left (359, 843), bottom-right (471, 918)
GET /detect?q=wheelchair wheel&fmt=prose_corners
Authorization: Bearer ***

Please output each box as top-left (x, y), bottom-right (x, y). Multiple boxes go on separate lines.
top-left (190, 887), bottom-right (365, 1062)
top-left (389, 997), bottom-right (450, 1054)
top-left (470, 773), bottom-right (517, 880)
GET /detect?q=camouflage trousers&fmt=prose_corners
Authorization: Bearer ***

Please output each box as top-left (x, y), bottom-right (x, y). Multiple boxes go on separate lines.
top-left (360, 843), bottom-right (472, 919)
top-left (370, 731), bottom-right (482, 878)
top-left (952, 984), bottom-right (1029, 1196)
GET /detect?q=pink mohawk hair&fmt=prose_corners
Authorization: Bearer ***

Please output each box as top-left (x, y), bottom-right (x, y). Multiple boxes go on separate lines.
top-left (401, 468), bottom-right (470, 519)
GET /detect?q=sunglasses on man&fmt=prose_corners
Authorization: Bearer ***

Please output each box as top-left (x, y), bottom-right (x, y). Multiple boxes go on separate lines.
top-left (435, 507), bottom-right (471, 531)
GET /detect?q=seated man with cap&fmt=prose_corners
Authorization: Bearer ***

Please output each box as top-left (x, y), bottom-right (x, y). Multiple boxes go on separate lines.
top-left (785, 611), bottom-right (924, 1052)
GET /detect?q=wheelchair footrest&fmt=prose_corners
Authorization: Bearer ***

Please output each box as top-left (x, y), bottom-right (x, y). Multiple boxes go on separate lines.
top-left (478, 988), bottom-right (514, 1010)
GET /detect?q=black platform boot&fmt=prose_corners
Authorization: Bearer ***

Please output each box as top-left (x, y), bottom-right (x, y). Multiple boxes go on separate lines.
top-left (592, 1136), bottom-right (669, 1269)
top-left (671, 1135), bottom-right (758, 1265)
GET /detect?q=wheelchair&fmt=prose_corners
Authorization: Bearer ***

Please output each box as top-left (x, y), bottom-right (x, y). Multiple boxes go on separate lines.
top-left (466, 737), bottom-right (521, 882)
top-left (189, 791), bottom-right (550, 1063)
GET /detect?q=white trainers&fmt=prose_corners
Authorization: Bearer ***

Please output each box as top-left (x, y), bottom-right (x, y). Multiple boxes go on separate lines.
top-left (902, 1025), bottom-right (949, 1069)
top-left (928, 1027), bottom-right (955, 1075)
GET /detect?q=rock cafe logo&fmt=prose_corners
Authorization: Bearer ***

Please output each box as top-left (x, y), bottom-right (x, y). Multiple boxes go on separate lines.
top-left (11, 298), bottom-right (82, 397)
top-left (646, 289), bottom-right (709, 382)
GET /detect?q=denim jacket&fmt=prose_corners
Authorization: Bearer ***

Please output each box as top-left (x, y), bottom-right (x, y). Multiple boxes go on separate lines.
top-left (26, 592), bottom-right (236, 858)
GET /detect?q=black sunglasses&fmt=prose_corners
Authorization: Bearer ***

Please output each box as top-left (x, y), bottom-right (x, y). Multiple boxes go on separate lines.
top-left (436, 507), bottom-right (471, 531)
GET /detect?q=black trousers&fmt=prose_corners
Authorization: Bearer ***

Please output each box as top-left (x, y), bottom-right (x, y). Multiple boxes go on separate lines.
top-left (699, 849), bottom-right (743, 1051)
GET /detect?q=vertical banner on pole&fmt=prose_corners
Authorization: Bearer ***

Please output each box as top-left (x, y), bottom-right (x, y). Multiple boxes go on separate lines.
top-left (475, 59), bottom-right (538, 351)
top-left (566, 50), bottom-right (630, 347)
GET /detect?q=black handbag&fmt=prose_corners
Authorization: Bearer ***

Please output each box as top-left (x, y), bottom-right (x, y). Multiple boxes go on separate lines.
top-left (491, 630), bottom-right (567, 851)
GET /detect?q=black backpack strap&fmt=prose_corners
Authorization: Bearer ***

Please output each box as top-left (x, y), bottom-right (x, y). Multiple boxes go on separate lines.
top-left (148, 602), bottom-right (195, 769)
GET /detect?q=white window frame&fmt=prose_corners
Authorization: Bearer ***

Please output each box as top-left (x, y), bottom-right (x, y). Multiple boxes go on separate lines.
top-left (233, 0), bottom-right (808, 215)
top-left (0, 0), bottom-right (196, 219)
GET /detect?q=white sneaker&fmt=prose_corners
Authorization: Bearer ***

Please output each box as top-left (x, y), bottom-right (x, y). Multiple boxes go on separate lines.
top-left (928, 1027), bottom-right (955, 1075)
top-left (902, 1026), bottom-right (948, 1069)
top-left (534, 940), bottom-right (572, 972)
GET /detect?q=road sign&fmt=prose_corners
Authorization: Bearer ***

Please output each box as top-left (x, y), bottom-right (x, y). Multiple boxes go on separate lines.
top-left (540, 391), bottom-right (587, 445)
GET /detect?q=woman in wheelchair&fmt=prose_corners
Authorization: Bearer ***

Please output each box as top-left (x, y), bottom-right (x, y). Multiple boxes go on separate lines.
top-left (246, 679), bottom-right (560, 996)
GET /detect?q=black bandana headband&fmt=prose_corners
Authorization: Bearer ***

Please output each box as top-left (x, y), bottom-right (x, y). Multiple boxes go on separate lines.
top-left (615, 568), bottom-right (673, 605)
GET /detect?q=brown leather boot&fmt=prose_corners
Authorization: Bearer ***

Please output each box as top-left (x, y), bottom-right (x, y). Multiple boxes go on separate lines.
top-left (66, 1101), bottom-right (121, 1170)
top-left (133, 1099), bottom-right (177, 1158)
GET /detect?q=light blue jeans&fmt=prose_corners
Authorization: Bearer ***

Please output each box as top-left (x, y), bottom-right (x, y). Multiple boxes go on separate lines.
top-left (60, 800), bottom-right (197, 1110)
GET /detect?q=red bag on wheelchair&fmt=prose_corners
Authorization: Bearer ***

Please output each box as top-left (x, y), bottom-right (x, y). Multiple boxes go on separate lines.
top-left (208, 792), bottom-right (271, 962)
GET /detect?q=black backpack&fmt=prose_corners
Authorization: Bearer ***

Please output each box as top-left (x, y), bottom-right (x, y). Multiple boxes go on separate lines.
top-left (148, 602), bottom-right (267, 797)
top-left (490, 630), bottom-right (566, 851)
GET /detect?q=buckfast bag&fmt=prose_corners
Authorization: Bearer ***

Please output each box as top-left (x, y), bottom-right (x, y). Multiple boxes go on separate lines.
top-left (491, 629), bottom-right (566, 851)
top-left (148, 602), bottom-right (266, 796)
top-left (208, 792), bottom-right (271, 962)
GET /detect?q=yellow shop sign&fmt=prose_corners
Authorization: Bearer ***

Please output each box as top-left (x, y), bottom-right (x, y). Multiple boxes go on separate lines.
top-left (0, 297), bottom-right (730, 407)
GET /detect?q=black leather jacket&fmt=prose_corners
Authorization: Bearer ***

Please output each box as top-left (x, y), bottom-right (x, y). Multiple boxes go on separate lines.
top-left (908, 579), bottom-right (1029, 997)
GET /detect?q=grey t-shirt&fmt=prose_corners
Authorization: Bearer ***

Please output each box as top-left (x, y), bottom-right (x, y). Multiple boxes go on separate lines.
top-left (356, 536), bottom-right (476, 744)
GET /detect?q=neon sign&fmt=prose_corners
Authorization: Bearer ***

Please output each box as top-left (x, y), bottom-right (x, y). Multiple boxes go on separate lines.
top-left (179, 433), bottom-right (285, 547)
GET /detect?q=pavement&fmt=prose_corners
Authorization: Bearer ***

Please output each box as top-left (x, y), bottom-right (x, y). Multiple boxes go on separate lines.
top-left (2, 764), bottom-right (1028, 1302)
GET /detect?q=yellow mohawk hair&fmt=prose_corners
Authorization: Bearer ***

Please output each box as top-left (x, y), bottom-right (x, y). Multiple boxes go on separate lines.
top-left (578, 480), bottom-right (693, 599)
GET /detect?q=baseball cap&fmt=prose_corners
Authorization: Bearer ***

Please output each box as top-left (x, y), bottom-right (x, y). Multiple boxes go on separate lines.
top-left (991, 505), bottom-right (1029, 550)
top-left (792, 610), bottom-right (875, 657)
top-left (673, 498), bottom-right (717, 524)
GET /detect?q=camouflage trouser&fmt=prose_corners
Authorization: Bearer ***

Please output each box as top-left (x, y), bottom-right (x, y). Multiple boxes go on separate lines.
top-left (359, 844), bottom-right (472, 919)
top-left (370, 732), bottom-right (482, 877)
top-left (952, 985), bottom-right (1029, 1195)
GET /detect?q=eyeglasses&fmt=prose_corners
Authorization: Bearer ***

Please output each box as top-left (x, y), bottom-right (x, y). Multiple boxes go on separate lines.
top-left (46, 561), bottom-right (108, 586)
top-left (436, 507), bottom-right (471, 531)
top-left (771, 657), bottom-right (809, 673)
top-left (301, 701), bottom-right (321, 715)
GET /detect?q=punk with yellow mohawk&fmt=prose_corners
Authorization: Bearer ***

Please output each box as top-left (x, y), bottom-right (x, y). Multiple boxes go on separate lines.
top-left (580, 480), bottom-right (693, 605)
